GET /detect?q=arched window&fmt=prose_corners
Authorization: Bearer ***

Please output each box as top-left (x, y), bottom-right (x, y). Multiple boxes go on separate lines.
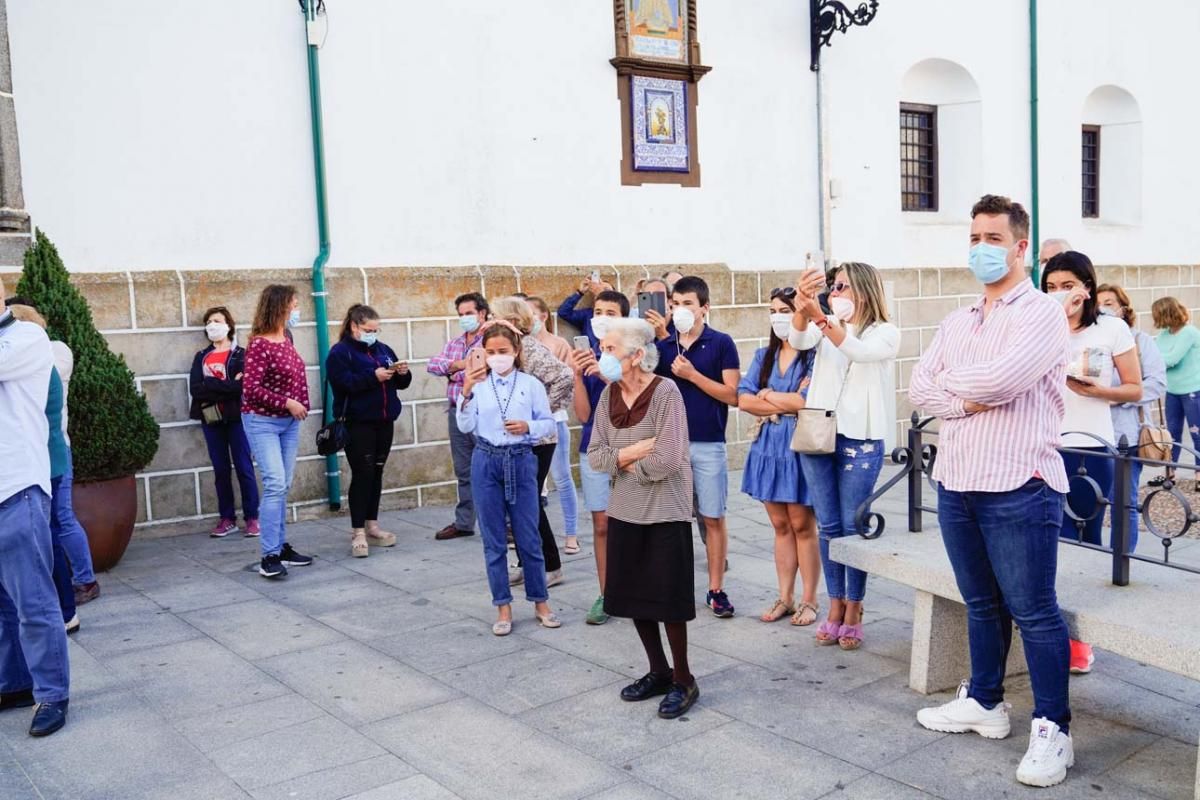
top-left (898, 59), bottom-right (982, 216)
top-left (1081, 86), bottom-right (1142, 223)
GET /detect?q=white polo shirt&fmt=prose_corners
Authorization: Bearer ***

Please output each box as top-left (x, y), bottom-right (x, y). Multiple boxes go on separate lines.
top-left (0, 312), bottom-right (53, 501)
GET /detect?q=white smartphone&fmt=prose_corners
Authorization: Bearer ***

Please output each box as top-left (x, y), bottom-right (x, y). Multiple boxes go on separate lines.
top-left (573, 335), bottom-right (591, 351)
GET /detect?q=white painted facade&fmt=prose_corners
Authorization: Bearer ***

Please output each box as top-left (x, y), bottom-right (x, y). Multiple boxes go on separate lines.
top-left (5, 0), bottom-right (1197, 273)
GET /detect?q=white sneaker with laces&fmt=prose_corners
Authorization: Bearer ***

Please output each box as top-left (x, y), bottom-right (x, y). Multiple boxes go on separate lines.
top-left (916, 680), bottom-right (1011, 739)
top-left (1016, 718), bottom-right (1074, 788)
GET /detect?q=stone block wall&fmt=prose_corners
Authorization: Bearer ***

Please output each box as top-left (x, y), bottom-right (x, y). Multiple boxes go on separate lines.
top-left (2, 262), bottom-right (1195, 531)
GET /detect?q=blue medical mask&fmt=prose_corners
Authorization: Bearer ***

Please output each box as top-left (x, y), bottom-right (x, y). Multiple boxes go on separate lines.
top-left (1098, 306), bottom-right (1120, 318)
top-left (459, 314), bottom-right (480, 333)
top-left (531, 319), bottom-right (543, 336)
top-left (359, 331), bottom-right (378, 347)
top-left (598, 352), bottom-right (624, 383)
top-left (968, 243), bottom-right (1011, 285)
top-left (287, 309), bottom-right (301, 328)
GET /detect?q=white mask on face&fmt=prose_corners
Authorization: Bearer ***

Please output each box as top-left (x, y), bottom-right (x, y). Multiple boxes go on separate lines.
top-left (590, 315), bottom-right (611, 339)
top-left (672, 307), bottom-right (696, 334)
top-left (205, 322), bottom-right (230, 342)
top-left (1047, 290), bottom-right (1072, 306)
top-left (769, 313), bottom-right (792, 340)
top-left (486, 354), bottom-right (515, 374)
top-left (830, 297), bottom-right (855, 323)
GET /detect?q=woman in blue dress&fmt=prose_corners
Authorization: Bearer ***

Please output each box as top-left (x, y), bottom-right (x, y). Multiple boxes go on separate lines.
top-left (737, 287), bottom-right (821, 626)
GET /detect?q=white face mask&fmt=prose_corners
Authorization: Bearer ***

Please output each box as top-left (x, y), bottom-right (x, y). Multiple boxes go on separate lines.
top-left (830, 297), bottom-right (855, 323)
top-left (769, 313), bottom-right (792, 340)
top-left (1047, 290), bottom-right (1072, 306)
top-left (590, 315), bottom-right (612, 339)
top-left (672, 307), bottom-right (696, 334)
top-left (205, 322), bottom-right (230, 342)
top-left (486, 354), bottom-right (515, 374)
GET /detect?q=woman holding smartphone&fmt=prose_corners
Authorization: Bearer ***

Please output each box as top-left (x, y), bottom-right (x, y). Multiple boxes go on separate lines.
top-left (327, 304), bottom-right (412, 557)
top-left (458, 325), bottom-right (561, 635)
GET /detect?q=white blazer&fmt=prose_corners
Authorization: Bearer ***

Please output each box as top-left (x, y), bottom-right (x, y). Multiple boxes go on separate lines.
top-left (789, 318), bottom-right (901, 449)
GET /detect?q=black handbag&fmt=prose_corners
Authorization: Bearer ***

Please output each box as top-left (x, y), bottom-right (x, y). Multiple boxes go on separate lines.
top-left (315, 379), bottom-right (350, 456)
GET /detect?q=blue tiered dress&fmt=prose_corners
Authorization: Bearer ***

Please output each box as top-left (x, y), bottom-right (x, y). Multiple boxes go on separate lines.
top-left (738, 347), bottom-right (813, 505)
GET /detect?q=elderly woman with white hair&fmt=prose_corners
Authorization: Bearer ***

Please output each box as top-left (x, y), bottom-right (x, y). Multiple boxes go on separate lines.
top-left (587, 318), bottom-right (698, 719)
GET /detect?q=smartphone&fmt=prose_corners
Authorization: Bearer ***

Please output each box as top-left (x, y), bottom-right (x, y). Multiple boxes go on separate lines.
top-left (572, 335), bottom-right (592, 352)
top-left (590, 270), bottom-right (601, 284)
top-left (638, 291), bottom-right (666, 318)
top-left (468, 348), bottom-right (486, 369)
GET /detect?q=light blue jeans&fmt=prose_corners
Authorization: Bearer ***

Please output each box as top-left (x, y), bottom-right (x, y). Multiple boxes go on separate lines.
top-left (54, 454), bottom-right (96, 586)
top-left (550, 420), bottom-right (578, 537)
top-left (0, 487), bottom-right (70, 703)
top-left (242, 414), bottom-right (300, 558)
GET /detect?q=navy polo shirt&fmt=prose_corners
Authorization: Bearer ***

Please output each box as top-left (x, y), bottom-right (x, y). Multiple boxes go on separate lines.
top-left (655, 324), bottom-right (740, 443)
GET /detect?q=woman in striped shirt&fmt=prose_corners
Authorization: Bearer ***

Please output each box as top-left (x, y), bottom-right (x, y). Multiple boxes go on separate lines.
top-left (588, 318), bottom-right (698, 719)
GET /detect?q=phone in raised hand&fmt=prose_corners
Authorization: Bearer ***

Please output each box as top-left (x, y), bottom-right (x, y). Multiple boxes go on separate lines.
top-left (573, 335), bottom-right (592, 352)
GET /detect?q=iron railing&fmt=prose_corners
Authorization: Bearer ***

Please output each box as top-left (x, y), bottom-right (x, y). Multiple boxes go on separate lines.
top-left (854, 413), bottom-right (1200, 586)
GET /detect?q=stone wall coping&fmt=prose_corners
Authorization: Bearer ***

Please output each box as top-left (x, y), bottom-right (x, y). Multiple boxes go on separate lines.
top-left (830, 532), bottom-right (1200, 681)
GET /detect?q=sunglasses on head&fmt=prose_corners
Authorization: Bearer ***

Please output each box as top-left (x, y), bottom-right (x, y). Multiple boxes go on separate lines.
top-left (769, 287), bottom-right (797, 300)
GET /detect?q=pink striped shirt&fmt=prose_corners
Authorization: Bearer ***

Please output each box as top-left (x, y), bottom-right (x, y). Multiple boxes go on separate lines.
top-left (909, 279), bottom-right (1069, 493)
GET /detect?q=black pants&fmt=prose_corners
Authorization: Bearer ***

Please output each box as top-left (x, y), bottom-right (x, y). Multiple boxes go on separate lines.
top-left (515, 443), bottom-right (562, 573)
top-left (345, 420), bottom-right (394, 528)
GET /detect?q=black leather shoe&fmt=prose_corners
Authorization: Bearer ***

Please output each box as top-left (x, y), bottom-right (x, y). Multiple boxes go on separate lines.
top-left (29, 700), bottom-right (68, 737)
top-left (0, 688), bottom-right (34, 712)
top-left (658, 682), bottom-right (699, 719)
top-left (620, 671), bottom-right (673, 702)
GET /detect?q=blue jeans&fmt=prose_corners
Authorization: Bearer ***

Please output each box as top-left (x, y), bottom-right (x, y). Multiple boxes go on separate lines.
top-left (202, 420), bottom-right (260, 522)
top-left (1166, 391), bottom-right (1200, 470)
top-left (472, 440), bottom-right (548, 606)
top-left (550, 420), bottom-right (578, 537)
top-left (53, 455), bottom-right (95, 586)
top-left (937, 479), bottom-right (1071, 731)
top-left (242, 414), bottom-right (300, 557)
top-left (0, 487), bottom-right (70, 703)
top-left (1059, 448), bottom-right (1113, 546)
top-left (49, 474), bottom-right (77, 623)
top-left (800, 435), bottom-right (885, 602)
top-left (1107, 444), bottom-right (1142, 552)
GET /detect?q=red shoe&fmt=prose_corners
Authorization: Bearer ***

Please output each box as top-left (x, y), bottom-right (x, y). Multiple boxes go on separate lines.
top-left (1069, 639), bottom-right (1094, 674)
top-left (210, 518), bottom-right (237, 538)
top-left (244, 519), bottom-right (261, 537)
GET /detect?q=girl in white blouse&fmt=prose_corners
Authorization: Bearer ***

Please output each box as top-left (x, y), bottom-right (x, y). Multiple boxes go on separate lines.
top-left (788, 262), bottom-right (900, 651)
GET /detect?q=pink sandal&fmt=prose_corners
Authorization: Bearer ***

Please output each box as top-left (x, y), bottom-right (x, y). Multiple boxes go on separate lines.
top-left (815, 620), bottom-right (842, 646)
top-left (837, 622), bottom-right (864, 651)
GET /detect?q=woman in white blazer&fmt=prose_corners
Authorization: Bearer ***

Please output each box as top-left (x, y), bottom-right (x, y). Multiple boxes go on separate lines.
top-left (788, 262), bottom-right (900, 651)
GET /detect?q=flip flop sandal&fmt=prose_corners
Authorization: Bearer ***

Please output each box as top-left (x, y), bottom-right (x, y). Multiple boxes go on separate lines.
top-left (564, 539), bottom-right (581, 555)
top-left (838, 622), bottom-right (864, 651)
top-left (791, 602), bottom-right (819, 627)
top-left (760, 598), bottom-right (795, 623)
top-left (815, 620), bottom-right (842, 646)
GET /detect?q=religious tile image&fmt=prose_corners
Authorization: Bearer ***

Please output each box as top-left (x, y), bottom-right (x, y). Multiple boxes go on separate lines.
top-left (627, 0), bottom-right (687, 62)
top-left (631, 75), bottom-right (688, 172)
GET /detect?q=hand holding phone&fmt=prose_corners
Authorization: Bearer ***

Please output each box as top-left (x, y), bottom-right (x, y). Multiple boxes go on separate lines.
top-left (572, 335), bottom-right (592, 351)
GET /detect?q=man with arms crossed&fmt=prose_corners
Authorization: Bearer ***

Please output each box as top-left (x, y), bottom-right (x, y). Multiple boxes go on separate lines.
top-left (909, 195), bottom-right (1075, 788)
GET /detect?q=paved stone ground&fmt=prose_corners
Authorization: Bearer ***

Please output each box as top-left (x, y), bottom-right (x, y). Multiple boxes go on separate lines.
top-left (2, 470), bottom-right (1198, 800)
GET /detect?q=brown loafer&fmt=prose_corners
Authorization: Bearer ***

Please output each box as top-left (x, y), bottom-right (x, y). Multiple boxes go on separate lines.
top-left (435, 524), bottom-right (474, 541)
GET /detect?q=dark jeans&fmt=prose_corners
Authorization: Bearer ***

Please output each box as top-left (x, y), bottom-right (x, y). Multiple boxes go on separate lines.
top-left (1060, 447), bottom-right (1113, 546)
top-left (345, 420), bottom-right (395, 528)
top-left (1107, 443), bottom-right (1142, 552)
top-left (201, 420), bottom-right (260, 522)
top-left (515, 444), bottom-right (562, 573)
top-left (937, 479), bottom-right (1071, 731)
top-left (49, 474), bottom-right (76, 624)
top-left (1165, 390), bottom-right (1200, 471)
top-left (799, 435), bottom-right (885, 602)
top-left (447, 405), bottom-right (476, 531)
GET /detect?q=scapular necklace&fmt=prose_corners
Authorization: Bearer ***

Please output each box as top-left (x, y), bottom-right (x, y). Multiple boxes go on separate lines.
top-left (488, 372), bottom-right (517, 423)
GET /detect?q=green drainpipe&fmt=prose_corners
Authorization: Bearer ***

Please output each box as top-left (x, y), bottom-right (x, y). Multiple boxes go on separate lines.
top-left (1029, 0), bottom-right (1041, 288)
top-left (302, 0), bottom-right (341, 510)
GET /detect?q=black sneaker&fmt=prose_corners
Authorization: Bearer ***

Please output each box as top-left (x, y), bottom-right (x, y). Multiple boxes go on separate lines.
top-left (279, 543), bottom-right (313, 567)
top-left (706, 589), bottom-right (735, 618)
top-left (0, 688), bottom-right (34, 712)
top-left (658, 682), bottom-right (699, 719)
top-left (259, 554), bottom-right (288, 579)
top-left (620, 671), bottom-right (674, 702)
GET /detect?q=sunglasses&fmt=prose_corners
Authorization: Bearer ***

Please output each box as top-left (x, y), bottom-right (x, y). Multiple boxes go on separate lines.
top-left (830, 282), bottom-right (850, 293)
top-left (769, 287), bottom-right (797, 300)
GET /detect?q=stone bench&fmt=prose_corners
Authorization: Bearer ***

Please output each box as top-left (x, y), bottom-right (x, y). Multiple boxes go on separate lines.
top-left (829, 531), bottom-right (1200, 799)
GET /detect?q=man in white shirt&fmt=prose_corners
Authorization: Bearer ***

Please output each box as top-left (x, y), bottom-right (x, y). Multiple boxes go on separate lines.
top-left (0, 278), bottom-right (70, 737)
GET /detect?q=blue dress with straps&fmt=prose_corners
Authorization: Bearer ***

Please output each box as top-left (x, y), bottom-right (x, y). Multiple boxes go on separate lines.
top-left (738, 346), bottom-right (813, 505)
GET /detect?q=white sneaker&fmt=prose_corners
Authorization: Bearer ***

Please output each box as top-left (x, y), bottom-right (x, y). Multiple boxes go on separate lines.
top-left (1016, 718), bottom-right (1074, 788)
top-left (916, 680), bottom-right (1011, 739)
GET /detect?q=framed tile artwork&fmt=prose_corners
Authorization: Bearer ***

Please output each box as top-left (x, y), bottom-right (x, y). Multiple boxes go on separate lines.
top-left (631, 75), bottom-right (688, 172)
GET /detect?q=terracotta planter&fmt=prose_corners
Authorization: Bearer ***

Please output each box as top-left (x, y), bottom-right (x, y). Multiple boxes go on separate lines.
top-left (72, 475), bottom-right (138, 573)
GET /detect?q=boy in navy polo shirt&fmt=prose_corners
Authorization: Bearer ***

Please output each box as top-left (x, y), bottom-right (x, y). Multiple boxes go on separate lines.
top-left (653, 277), bottom-right (741, 617)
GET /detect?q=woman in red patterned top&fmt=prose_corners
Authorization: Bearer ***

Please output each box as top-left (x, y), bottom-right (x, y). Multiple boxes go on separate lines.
top-left (241, 285), bottom-right (314, 579)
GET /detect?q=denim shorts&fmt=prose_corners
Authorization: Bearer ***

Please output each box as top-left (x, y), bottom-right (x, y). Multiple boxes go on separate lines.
top-left (578, 455), bottom-right (611, 513)
top-left (690, 441), bottom-right (729, 519)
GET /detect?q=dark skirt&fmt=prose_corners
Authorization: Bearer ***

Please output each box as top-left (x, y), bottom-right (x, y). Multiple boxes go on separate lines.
top-left (603, 518), bottom-right (695, 623)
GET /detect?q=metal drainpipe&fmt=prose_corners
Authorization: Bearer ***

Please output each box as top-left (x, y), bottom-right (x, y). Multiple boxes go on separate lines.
top-left (302, 0), bottom-right (341, 510)
top-left (1029, 0), bottom-right (1041, 287)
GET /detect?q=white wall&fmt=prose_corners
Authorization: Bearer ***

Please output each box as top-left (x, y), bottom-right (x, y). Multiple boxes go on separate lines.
top-left (6, 0), bottom-right (1198, 273)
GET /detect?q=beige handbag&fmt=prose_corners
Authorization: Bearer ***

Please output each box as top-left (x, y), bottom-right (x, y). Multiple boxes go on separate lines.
top-left (790, 363), bottom-right (851, 455)
top-left (1137, 399), bottom-right (1173, 462)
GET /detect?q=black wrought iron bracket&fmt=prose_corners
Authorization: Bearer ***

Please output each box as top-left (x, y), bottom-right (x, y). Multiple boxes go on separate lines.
top-left (810, 0), bottom-right (879, 71)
